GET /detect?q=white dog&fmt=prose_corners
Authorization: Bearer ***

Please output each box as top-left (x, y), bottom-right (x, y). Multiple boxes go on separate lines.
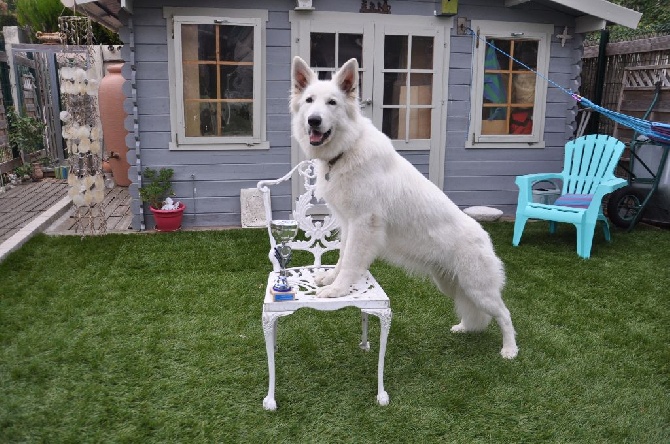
top-left (290, 56), bottom-right (518, 359)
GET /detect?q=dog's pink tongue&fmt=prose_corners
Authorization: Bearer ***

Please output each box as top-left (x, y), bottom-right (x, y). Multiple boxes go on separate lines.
top-left (309, 130), bottom-right (322, 144)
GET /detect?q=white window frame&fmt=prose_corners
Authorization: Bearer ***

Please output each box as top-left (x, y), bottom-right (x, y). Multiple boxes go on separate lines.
top-left (164, 8), bottom-right (269, 150)
top-left (466, 21), bottom-right (552, 148)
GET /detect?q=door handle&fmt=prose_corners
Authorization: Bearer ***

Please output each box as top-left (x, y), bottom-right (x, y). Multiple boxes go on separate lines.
top-left (360, 98), bottom-right (372, 108)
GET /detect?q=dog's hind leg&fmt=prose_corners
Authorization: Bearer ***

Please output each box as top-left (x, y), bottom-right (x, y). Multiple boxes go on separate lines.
top-left (432, 274), bottom-right (490, 332)
top-left (451, 291), bottom-right (493, 333)
top-left (461, 287), bottom-right (518, 359)
top-left (433, 273), bottom-right (517, 359)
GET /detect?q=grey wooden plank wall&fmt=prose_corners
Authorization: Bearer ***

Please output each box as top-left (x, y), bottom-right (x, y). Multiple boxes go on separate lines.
top-left (126, 0), bottom-right (583, 228)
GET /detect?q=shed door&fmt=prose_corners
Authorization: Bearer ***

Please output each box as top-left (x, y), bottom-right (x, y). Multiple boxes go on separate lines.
top-left (291, 13), bottom-right (449, 186)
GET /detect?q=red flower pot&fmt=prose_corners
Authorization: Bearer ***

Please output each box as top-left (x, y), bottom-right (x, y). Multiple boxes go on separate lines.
top-left (149, 203), bottom-right (185, 232)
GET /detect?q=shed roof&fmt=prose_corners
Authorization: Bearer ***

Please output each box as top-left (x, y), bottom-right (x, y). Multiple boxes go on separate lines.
top-left (61, 0), bottom-right (641, 33)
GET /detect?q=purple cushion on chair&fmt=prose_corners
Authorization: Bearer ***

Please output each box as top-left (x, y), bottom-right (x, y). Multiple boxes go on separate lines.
top-left (553, 194), bottom-right (594, 208)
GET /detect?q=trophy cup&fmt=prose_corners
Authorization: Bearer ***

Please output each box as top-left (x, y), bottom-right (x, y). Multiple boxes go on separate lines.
top-left (270, 220), bottom-right (299, 301)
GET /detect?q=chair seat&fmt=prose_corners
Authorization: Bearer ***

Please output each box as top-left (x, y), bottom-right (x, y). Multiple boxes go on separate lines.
top-left (264, 266), bottom-right (389, 312)
top-left (554, 193), bottom-right (594, 208)
top-left (261, 265), bottom-right (392, 410)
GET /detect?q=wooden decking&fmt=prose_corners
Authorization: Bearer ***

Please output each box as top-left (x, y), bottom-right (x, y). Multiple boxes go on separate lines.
top-left (47, 185), bottom-right (133, 235)
top-left (0, 178), bottom-right (70, 243)
top-left (0, 178), bottom-right (134, 245)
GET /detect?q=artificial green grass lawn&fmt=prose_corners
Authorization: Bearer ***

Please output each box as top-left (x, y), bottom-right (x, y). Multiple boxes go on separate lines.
top-left (1, 222), bottom-right (668, 442)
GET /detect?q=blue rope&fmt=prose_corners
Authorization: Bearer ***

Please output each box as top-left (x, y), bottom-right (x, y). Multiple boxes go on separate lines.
top-left (466, 27), bottom-right (670, 144)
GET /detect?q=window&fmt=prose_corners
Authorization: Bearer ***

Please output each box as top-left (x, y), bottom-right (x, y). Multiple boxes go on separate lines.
top-left (468, 21), bottom-right (552, 148)
top-left (165, 8), bottom-right (268, 150)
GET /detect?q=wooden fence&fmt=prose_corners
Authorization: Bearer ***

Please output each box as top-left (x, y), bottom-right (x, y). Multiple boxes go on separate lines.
top-left (580, 35), bottom-right (670, 137)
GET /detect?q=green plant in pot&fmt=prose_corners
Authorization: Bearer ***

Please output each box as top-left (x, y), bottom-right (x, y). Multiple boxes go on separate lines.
top-left (7, 107), bottom-right (46, 180)
top-left (7, 106), bottom-right (45, 161)
top-left (138, 167), bottom-right (185, 232)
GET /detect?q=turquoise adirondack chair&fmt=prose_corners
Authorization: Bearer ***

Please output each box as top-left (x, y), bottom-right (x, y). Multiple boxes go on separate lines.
top-left (513, 134), bottom-right (627, 259)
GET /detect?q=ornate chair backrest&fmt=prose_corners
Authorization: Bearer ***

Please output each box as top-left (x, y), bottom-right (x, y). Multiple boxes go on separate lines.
top-left (257, 160), bottom-right (341, 272)
top-left (562, 134), bottom-right (625, 195)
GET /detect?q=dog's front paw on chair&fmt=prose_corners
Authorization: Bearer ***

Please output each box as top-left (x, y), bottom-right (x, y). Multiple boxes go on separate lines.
top-left (316, 284), bottom-right (348, 298)
top-left (314, 268), bottom-right (337, 286)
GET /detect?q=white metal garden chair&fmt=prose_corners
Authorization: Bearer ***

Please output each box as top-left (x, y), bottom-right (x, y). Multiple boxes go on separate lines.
top-left (256, 160), bottom-right (392, 411)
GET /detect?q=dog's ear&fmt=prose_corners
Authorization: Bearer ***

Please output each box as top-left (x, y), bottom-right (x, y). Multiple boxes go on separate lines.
top-left (333, 58), bottom-right (359, 98)
top-left (292, 56), bottom-right (315, 95)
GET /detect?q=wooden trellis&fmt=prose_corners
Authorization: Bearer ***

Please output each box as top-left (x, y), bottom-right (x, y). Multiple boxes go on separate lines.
top-left (581, 35), bottom-right (670, 136)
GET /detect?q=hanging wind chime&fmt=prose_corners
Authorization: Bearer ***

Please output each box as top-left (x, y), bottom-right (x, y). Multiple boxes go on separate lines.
top-left (58, 15), bottom-right (107, 235)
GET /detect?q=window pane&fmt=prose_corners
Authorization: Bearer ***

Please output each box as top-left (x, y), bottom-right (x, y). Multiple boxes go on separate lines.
top-left (219, 25), bottom-right (254, 62)
top-left (407, 108), bottom-right (431, 139)
top-left (382, 108), bottom-right (400, 139)
top-left (338, 33), bottom-right (363, 67)
top-left (486, 38), bottom-right (511, 70)
top-left (411, 36), bottom-right (433, 69)
top-left (510, 107), bottom-right (534, 134)
top-left (220, 65), bottom-right (253, 100)
top-left (384, 35), bottom-right (407, 69)
top-left (484, 72), bottom-right (509, 105)
top-left (384, 72), bottom-right (407, 105)
top-left (481, 109), bottom-right (508, 135)
top-left (311, 33), bottom-right (336, 69)
top-left (512, 73), bottom-right (535, 105)
top-left (512, 40), bottom-right (538, 70)
top-left (221, 103), bottom-right (252, 136)
top-left (181, 24), bottom-right (216, 62)
top-left (183, 64), bottom-right (216, 100)
top-left (410, 73), bottom-right (432, 105)
top-left (185, 102), bottom-right (218, 137)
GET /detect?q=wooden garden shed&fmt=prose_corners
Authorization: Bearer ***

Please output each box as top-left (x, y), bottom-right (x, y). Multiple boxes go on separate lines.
top-left (63, 0), bottom-right (641, 230)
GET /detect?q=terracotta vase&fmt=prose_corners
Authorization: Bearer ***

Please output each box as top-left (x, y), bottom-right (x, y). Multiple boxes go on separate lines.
top-left (98, 63), bottom-right (131, 186)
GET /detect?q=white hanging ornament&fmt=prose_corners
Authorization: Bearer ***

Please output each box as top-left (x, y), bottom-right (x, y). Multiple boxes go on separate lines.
top-left (78, 138), bottom-right (91, 152)
top-left (90, 125), bottom-right (102, 141)
top-left (89, 140), bottom-right (102, 155)
top-left (72, 193), bottom-right (86, 207)
top-left (94, 174), bottom-right (104, 190)
top-left (92, 189), bottom-right (105, 203)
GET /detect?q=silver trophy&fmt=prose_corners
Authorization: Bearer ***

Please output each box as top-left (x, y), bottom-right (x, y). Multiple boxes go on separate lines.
top-left (271, 220), bottom-right (299, 297)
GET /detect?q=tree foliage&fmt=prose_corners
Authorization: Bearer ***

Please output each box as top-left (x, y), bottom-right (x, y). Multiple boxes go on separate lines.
top-left (5, 0), bottom-right (120, 45)
top-left (16, 0), bottom-right (63, 34)
top-left (609, 0), bottom-right (670, 27)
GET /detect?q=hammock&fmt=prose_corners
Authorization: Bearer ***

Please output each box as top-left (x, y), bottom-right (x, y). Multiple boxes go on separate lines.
top-left (577, 97), bottom-right (670, 145)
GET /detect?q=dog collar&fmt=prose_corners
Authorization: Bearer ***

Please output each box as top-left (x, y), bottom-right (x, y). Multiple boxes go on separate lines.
top-left (325, 152), bottom-right (344, 181)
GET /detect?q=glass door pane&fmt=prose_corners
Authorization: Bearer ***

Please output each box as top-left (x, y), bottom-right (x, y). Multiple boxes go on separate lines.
top-left (310, 32), bottom-right (363, 92)
top-left (381, 34), bottom-right (434, 141)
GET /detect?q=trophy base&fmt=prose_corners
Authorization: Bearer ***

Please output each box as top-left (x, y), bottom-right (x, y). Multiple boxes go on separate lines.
top-left (271, 287), bottom-right (296, 301)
